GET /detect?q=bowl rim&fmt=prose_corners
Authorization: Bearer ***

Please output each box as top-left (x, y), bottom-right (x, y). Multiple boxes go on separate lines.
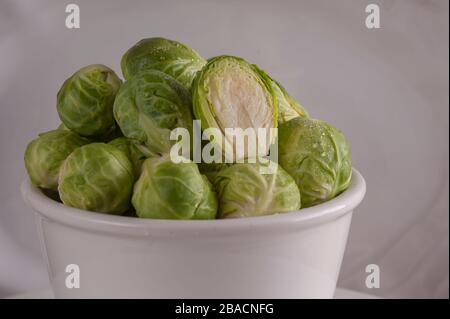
top-left (21, 168), bottom-right (366, 237)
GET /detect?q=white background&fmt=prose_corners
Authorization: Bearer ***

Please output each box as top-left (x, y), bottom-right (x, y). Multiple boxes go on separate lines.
top-left (0, 0), bottom-right (448, 298)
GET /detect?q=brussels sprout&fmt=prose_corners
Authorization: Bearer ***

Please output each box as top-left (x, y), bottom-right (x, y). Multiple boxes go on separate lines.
top-left (108, 137), bottom-right (147, 178)
top-left (253, 65), bottom-right (309, 123)
top-left (95, 124), bottom-right (123, 142)
top-left (57, 64), bottom-right (122, 137)
top-left (24, 130), bottom-right (90, 190)
top-left (121, 37), bottom-right (206, 89)
top-left (58, 143), bottom-right (134, 214)
top-left (132, 156), bottom-right (217, 220)
top-left (57, 123), bottom-right (70, 131)
top-left (58, 121), bottom-right (122, 143)
top-left (198, 161), bottom-right (229, 183)
top-left (196, 139), bottom-right (230, 182)
top-left (113, 70), bottom-right (193, 155)
top-left (213, 159), bottom-right (300, 218)
top-left (193, 56), bottom-right (278, 161)
top-left (278, 118), bottom-right (352, 208)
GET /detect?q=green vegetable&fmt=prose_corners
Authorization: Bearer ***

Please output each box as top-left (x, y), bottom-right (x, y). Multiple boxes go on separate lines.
top-left (24, 37), bottom-right (354, 219)
top-left (132, 155), bottom-right (217, 219)
top-left (96, 124), bottom-right (124, 142)
top-left (58, 143), bottom-right (134, 214)
top-left (57, 123), bottom-right (70, 131)
top-left (113, 70), bottom-right (193, 156)
top-left (278, 118), bottom-right (352, 208)
top-left (198, 161), bottom-right (229, 183)
top-left (193, 56), bottom-right (278, 161)
top-left (57, 122), bottom-right (122, 143)
top-left (253, 65), bottom-right (309, 123)
top-left (108, 137), bottom-right (147, 179)
top-left (57, 64), bottom-right (122, 137)
top-left (213, 159), bottom-right (300, 218)
top-left (121, 37), bottom-right (206, 90)
top-left (24, 130), bottom-right (90, 190)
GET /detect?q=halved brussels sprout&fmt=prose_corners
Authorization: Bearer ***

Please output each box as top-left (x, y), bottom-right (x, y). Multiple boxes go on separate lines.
top-left (24, 130), bottom-right (90, 190)
top-left (193, 56), bottom-right (278, 161)
top-left (278, 118), bottom-right (352, 208)
top-left (253, 65), bottom-right (309, 123)
top-left (58, 143), bottom-right (134, 214)
top-left (57, 64), bottom-right (122, 137)
top-left (113, 70), bottom-right (193, 156)
top-left (121, 37), bottom-right (206, 89)
top-left (108, 137), bottom-right (147, 179)
top-left (213, 159), bottom-right (301, 218)
top-left (132, 155), bottom-right (217, 220)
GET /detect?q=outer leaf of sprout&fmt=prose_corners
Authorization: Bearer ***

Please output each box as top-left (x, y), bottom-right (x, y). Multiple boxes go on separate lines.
top-left (108, 137), bottom-right (147, 179)
top-left (252, 65), bottom-right (309, 123)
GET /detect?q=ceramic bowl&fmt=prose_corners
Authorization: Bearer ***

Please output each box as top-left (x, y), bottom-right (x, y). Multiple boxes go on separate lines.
top-left (21, 168), bottom-right (366, 298)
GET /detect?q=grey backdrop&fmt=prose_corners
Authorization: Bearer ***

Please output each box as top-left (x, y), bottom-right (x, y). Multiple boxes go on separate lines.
top-left (0, 0), bottom-right (448, 298)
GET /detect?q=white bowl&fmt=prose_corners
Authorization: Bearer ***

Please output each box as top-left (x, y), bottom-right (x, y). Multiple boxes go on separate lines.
top-left (21, 168), bottom-right (365, 299)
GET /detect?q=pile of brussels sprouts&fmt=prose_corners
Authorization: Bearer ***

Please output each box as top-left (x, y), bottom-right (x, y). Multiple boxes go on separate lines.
top-left (24, 37), bottom-right (352, 220)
